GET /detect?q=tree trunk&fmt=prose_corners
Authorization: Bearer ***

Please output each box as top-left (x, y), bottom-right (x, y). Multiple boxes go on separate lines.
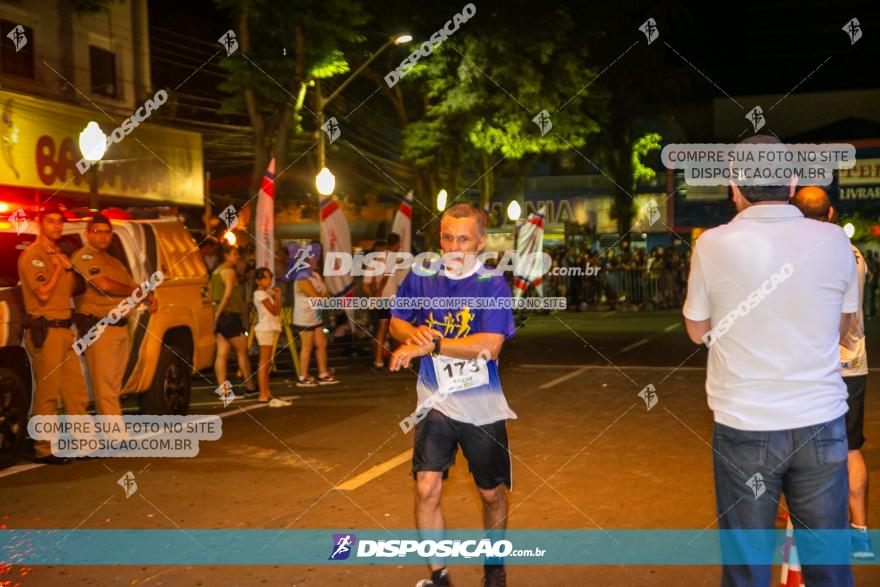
top-left (238, 6), bottom-right (269, 194)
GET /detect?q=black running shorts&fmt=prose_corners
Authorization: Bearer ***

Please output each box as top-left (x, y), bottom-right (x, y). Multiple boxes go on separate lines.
top-left (215, 312), bottom-right (245, 339)
top-left (412, 408), bottom-right (512, 490)
top-left (844, 374), bottom-right (867, 450)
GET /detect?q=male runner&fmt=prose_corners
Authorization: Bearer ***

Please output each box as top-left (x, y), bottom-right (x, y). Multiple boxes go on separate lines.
top-left (389, 203), bottom-right (515, 587)
top-left (792, 186), bottom-right (874, 559)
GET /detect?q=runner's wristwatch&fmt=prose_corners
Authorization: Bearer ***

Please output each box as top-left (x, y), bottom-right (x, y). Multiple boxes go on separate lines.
top-left (431, 336), bottom-right (442, 356)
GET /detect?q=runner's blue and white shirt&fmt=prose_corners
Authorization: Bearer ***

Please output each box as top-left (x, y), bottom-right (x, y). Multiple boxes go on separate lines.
top-left (391, 262), bottom-right (517, 426)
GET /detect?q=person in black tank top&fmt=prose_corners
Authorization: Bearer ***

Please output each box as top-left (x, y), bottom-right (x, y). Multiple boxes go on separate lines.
top-left (212, 244), bottom-right (256, 395)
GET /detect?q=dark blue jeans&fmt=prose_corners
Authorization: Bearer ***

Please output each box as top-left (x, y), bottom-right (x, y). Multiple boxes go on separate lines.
top-left (712, 416), bottom-right (853, 587)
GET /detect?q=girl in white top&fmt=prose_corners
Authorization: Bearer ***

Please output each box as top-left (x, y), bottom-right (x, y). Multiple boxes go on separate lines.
top-left (293, 254), bottom-right (339, 387)
top-left (252, 268), bottom-right (290, 407)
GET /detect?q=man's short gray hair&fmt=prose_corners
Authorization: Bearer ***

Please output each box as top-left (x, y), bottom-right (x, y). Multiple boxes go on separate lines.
top-left (442, 203), bottom-right (487, 236)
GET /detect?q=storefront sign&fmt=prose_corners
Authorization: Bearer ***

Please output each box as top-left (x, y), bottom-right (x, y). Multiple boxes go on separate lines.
top-left (0, 89), bottom-right (202, 205)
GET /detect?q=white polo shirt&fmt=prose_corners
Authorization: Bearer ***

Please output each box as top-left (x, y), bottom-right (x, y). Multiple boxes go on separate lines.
top-left (683, 204), bottom-right (858, 431)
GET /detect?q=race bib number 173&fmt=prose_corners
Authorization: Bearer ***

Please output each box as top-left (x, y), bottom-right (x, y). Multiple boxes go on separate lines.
top-left (432, 355), bottom-right (490, 394)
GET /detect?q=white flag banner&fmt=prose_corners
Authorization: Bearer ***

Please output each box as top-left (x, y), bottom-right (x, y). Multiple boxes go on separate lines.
top-left (513, 206), bottom-right (546, 298)
top-left (319, 196), bottom-right (354, 299)
top-left (391, 190), bottom-right (413, 281)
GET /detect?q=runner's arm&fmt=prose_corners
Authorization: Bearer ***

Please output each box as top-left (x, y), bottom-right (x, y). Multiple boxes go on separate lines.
top-left (435, 332), bottom-right (504, 361)
top-left (390, 318), bottom-right (443, 347)
top-left (389, 316), bottom-right (419, 344)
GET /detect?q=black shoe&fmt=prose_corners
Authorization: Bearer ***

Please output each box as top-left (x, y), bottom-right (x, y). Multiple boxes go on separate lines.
top-left (482, 565), bottom-right (506, 587)
top-left (243, 387), bottom-right (259, 397)
top-left (416, 566), bottom-right (452, 586)
top-left (35, 455), bottom-right (72, 465)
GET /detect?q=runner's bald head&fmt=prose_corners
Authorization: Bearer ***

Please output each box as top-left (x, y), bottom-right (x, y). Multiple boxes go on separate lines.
top-left (792, 186), bottom-right (832, 222)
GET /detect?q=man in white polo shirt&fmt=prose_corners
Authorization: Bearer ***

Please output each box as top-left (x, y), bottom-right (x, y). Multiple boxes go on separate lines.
top-left (683, 136), bottom-right (857, 586)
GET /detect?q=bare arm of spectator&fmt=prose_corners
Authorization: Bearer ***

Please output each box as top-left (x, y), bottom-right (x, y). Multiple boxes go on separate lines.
top-left (685, 319), bottom-right (711, 345)
top-left (840, 313), bottom-right (855, 344)
top-left (682, 243), bottom-right (711, 345)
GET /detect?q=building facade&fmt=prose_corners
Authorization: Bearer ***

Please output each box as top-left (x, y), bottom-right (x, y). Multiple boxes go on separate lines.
top-left (0, 0), bottom-right (202, 212)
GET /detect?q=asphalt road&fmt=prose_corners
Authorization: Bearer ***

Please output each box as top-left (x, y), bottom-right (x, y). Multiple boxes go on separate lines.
top-left (1, 310), bottom-right (879, 586)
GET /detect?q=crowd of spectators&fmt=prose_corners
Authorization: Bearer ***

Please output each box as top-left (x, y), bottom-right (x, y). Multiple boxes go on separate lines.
top-left (545, 241), bottom-right (692, 310)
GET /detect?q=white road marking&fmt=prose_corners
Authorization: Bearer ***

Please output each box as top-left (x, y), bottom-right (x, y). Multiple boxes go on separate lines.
top-left (664, 322), bottom-right (681, 332)
top-left (539, 367), bottom-right (590, 389)
top-left (620, 338), bottom-right (651, 352)
top-left (335, 449), bottom-right (413, 491)
top-left (0, 463), bottom-right (42, 479)
top-left (517, 364), bottom-right (705, 371)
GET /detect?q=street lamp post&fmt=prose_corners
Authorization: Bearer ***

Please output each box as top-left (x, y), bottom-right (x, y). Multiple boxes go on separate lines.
top-left (79, 121), bottom-right (107, 209)
top-left (314, 34), bottom-right (410, 192)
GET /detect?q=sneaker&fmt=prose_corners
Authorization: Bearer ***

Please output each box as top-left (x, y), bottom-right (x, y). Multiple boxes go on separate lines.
top-left (852, 527), bottom-right (876, 559)
top-left (267, 397), bottom-right (292, 408)
top-left (317, 373), bottom-right (340, 385)
top-left (416, 566), bottom-right (452, 586)
top-left (243, 386), bottom-right (259, 397)
top-left (296, 376), bottom-right (318, 387)
top-left (482, 565), bottom-right (506, 587)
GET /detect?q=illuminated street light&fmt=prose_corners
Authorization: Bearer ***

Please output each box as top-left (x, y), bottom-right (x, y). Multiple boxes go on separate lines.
top-left (394, 34), bottom-right (413, 44)
top-left (844, 222), bottom-right (855, 239)
top-left (507, 200), bottom-right (521, 221)
top-left (316, 167), bottom-right (335, 196)
top-left (79, 121), bottom-right (107, 162)
top-left (223, 230), bottom-right (237, 246)
top-left (436, 189), bottom-right (447, 211)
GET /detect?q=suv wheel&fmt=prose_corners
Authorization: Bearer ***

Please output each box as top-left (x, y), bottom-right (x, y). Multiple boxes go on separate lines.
top-left (0, 368), bottom-right (29, 469)
top-left (140, 346), bottom-right (191, 415)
